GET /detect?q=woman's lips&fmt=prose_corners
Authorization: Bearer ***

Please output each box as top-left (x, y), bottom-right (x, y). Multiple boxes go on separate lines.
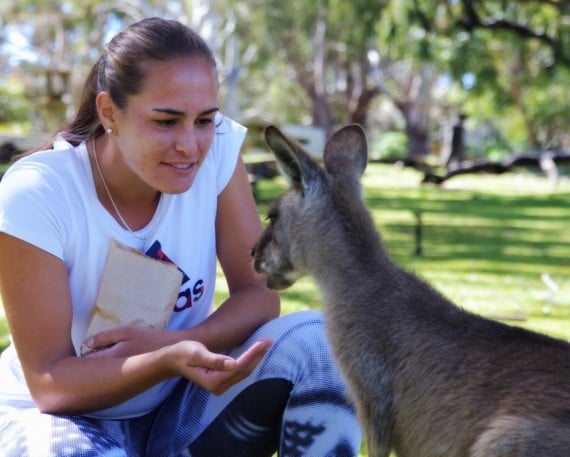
top-left (165, 161), bottom-right (196, 171)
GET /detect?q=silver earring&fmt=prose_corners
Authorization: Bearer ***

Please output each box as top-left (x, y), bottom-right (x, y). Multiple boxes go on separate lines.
top-left (106, 127), bottom-right (113, 134)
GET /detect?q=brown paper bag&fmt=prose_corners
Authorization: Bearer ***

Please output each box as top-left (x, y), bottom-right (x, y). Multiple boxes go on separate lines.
top-left (80, 240), bottom-right (183, 356)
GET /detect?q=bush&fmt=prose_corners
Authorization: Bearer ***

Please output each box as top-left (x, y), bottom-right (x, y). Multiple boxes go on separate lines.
top-left (0, 85), bottom-right (30, 124)
top-left (370, 131), bottom-right (408, 160)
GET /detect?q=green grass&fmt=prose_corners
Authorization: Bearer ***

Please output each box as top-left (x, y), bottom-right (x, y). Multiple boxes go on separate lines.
top-left (241, 165), bottom-right (570, 457)
top-left (2, 165), bottom-right (569, 346)
top-left (0, 317), bottom-right (8, 350)
top-left (1, 164), bottom-right (569, 456)
top-left (225, 164), bottom-right (570, 342)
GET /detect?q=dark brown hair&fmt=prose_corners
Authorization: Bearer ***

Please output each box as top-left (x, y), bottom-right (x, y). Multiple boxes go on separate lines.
top-left (36, 17), bottom-right (217, 150)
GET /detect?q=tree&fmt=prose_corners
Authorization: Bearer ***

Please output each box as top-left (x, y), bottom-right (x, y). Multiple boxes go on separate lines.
top-left (251, 0), bottom-right (388, 135)
top-left (404, 0), bottom-right (570, 150)
top-left (249, 0), bottom-right (450, 160)
top-left (0, 1), bottom-right (152, 132)
top-left (0, 0), bottom-right (270, 134)
top-left (2, 0), bottom-right (568, 161)
top-left (373, 3), bottom-right (446, 160)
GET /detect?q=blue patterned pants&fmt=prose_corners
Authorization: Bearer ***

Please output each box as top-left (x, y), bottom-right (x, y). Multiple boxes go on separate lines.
top-left (0, 311), bottom-right (362, 456)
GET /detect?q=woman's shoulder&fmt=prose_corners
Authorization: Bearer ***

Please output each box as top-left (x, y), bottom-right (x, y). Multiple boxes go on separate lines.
top-left (215, 114), bottom-right (247, 136)
top-left (211, 114), bottom-right (247, 153)
top-left (201, 115), bottom-right (247, 194)
top-left (3, 139), bottom-right (87, 184)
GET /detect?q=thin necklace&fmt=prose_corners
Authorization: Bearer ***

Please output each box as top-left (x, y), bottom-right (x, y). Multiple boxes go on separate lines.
top-left (91, 139), bottom-right (146, 241)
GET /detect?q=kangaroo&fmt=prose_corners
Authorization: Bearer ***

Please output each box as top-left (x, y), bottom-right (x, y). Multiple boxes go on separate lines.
top-left (251, 124), bottom-right (570, 457)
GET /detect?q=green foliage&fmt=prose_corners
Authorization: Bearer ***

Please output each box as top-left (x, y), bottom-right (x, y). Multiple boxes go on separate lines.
top-left (377, 1), bottom-right (435, 64)
top-left (0, 0), bottom-right (569, 159)
top-left (0, 80), bottom-right (30, 124)
top-left (328, 0), bottom-right (387, 49)
top-left (370, 131), bottom-right (408, 160)
top-left (0, 319), bottom-right (8, 352)
top-left (522, 67), bottom-right (570, 149)
top-left (381, 0), bottom-right (570, 150)
top-left (261, 0), bottom-right (320, 63)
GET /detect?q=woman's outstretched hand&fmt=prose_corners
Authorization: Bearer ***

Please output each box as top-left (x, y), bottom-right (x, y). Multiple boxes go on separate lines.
top-left (165, 338), bottom-right (272, 395)
top-left (85, 330), bottom-right (272, 395)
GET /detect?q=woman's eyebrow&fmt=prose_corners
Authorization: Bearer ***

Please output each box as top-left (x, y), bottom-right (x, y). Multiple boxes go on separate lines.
top-left (151, 107), bottom-right (219, 116)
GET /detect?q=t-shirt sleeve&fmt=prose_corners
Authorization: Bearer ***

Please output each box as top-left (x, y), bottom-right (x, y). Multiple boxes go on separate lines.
top-left (211, 114), bottom-right (247, 195)
top-left (0, 160), bottom-right (69, 260)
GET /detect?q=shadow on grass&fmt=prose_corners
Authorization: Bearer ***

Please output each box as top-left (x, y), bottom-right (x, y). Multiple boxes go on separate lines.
top-left (2, 165), bottom-right (569, 351)
top-left (365, 186), bottom-right (570, 271)
top-left (254, 165), bottom-right (570, 340)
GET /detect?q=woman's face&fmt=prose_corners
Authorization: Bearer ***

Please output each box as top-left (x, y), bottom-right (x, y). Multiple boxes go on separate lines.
top-left (111, 57), bottom-right (219, 195)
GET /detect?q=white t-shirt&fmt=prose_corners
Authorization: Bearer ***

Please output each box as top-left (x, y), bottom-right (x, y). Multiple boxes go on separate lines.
top-left (0, 114), bottom-right (247, 419)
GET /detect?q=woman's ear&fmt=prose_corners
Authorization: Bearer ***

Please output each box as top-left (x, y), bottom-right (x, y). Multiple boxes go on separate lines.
top-left (95, 92), bottom-right (116, 132)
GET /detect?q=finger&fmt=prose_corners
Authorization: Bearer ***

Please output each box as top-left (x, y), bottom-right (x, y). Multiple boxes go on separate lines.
top-left (187, 340), bottom-right (270, 376)
top-left (86, 329), bottom-right (122, 350)
top-left (234, 339), bottom-right (272, 368)
top-left (180, 340), bottom-right (272, 395)
top-left (83, 343), bottom-right (119, 358)
top-left (184, 344), bottom-right (238, 371)
top-left (208, 346), bottom-right (270, 395)
top-left (193, 365), bottom-right (254, 395)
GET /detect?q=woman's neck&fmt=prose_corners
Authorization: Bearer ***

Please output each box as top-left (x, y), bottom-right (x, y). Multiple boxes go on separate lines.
top-left (90, 137), bottom-right (160, 232)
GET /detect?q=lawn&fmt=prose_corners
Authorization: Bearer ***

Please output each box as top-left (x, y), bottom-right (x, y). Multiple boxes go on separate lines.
top-left (2, 164), bottom-right (568, 347)
top-left (255, 164), bottom-right (570, 457)
top-left (217, 163), bottom-right (570, 342)
top-left (0, 163), bottom-right (568, 456)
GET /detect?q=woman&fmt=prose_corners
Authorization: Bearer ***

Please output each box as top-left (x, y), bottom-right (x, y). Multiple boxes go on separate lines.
top-left (0, 17), bottom-right (361, 456)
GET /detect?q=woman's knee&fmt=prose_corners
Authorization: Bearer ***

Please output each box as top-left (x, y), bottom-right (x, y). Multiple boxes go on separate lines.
top-left (241, 311), bottom-right (343, 388)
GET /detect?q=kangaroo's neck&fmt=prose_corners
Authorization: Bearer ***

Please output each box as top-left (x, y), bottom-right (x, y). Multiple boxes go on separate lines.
top-left (304, 189), bottom-right (397, 295)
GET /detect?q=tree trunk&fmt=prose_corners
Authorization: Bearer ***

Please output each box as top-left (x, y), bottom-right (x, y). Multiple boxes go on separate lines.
top-left (347, 87), bottom-right (380, 129)
top-left (441, 113), bottom-right (467, 170)
top-left (398, 101), bottom-right (430, 160)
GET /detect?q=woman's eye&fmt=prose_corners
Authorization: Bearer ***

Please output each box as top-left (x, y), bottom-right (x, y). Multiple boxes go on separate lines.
top-left (156, 119), bottom-right (177, 127)
top-left (197, 117), bottom-right (214, 126)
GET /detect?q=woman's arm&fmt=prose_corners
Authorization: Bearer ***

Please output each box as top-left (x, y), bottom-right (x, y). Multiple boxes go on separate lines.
top-left (0, 232), bottom-right (269, 414)
top-left (198, 155), bottom-right (281, 352)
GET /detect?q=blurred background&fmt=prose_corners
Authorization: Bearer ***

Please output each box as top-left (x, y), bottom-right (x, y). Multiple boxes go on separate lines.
top-left (0, 1), bottom-right (569, 352)
top-left (1, 0), bottom-right (569, 175)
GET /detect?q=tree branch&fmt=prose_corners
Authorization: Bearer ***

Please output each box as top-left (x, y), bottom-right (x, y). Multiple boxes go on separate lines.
top-left (420, 151), bottom-right (570, 185)
top-left (456, 0), bottom-right (570, 66)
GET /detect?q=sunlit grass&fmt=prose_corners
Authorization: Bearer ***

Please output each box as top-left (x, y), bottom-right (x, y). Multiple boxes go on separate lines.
top-left (0, 318), bottom-right (8, 350)
top-left (248, 164), bottom-right (570, 342)
top-left (2, 161), bottom-right (569, 332)
top-left (252, 165), bottom-right (569, 456)
top-left (1, 163), bottom-right (569, 456)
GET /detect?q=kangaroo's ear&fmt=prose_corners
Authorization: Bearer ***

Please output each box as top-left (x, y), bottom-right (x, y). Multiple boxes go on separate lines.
top-left (265, 126), bottom-right (321, 194)
top-left (323, 124), bottom-right (368, 179)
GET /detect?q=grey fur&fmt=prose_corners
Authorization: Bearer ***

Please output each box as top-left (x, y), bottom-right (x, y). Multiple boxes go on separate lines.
top-left (252, 124), bottom-right (570, 457)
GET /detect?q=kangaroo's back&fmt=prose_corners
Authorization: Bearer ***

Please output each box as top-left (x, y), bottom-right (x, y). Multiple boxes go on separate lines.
top-left (252, 124), bottom-right (570, 457)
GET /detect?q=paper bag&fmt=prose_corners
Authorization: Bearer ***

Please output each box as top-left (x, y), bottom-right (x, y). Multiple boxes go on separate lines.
top-left (80, 240), bottom-right (183, 356)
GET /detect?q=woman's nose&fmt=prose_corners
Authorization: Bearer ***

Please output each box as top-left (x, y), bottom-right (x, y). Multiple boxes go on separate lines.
top-left (175, 128), bottom-right (198, 156)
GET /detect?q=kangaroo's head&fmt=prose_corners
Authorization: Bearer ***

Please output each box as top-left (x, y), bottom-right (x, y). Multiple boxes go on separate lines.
top-left (252, 124), bottom-right (368, 290)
